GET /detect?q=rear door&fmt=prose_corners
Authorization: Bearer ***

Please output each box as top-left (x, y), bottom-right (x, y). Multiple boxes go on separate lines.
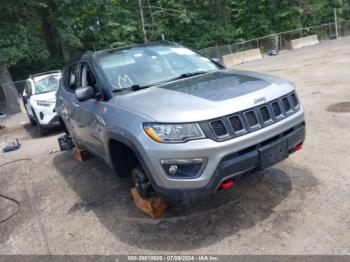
top-left (56, 63), bottom-right (81, 141)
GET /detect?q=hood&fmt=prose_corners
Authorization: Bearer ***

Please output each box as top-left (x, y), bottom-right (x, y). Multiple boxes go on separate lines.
top-left (117, 69), bottom-right (295, 122)
top-left (32, 91), bottom-right (57, 101)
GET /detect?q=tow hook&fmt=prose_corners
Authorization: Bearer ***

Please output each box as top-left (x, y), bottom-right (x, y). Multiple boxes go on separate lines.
top-left (294, 143), bottom-right (303, 152)
top-left (219, 179), bottom-right (235, 190)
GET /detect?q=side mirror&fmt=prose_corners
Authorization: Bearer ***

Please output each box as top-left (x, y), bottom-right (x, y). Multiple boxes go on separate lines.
top-left (75, 86), bottom-right (95, 102)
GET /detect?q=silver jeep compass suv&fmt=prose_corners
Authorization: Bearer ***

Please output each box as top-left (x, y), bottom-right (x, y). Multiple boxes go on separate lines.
top-left (56, 42), bottom-right (305, 203)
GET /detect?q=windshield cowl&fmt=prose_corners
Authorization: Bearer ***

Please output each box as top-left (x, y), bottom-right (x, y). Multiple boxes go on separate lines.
top-left (112, 70), bottom-right (220, 93)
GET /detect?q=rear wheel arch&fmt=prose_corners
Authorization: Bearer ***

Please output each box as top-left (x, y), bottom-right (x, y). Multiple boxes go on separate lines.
top-left (58, 115), bottom-right (69, 134)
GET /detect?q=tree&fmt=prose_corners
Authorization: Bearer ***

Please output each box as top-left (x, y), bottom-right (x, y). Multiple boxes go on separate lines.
top-left (3, 0), bottom-right (350, 95)
top-left (0, 0), bottom-right (49, 114)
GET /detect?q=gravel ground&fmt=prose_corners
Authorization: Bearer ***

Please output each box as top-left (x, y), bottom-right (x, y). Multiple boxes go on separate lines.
top-left (0, 38), bottom-right (350, 256)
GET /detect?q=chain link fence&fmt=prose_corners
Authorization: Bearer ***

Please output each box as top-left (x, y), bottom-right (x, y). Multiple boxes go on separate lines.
top-left (1, 20), bottom-right (350, 112)
top-left (199, 20), bottom-right (350, 60)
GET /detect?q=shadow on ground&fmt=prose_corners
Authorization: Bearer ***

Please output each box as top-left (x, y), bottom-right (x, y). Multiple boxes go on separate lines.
top-left (0, 122), bottom-right (63, 142)
top-left (52, 152), bottom-right (313, 251)
top-left (22, 123), bottom-right (62, 139)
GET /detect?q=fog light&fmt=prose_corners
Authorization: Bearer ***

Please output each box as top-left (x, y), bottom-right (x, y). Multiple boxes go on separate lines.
top-left (160, 158), bottom-right (207, 178)
top-left (169, 165), bottom-right (178, 175)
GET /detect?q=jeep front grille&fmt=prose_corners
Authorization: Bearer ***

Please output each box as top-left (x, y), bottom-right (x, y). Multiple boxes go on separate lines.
top-left (206, 92), bottom-right (300, 141)
top-left (282, 97), bottom-right (291, 112)
top-left (291, 93), bottom-right (299, 107)
top-left (245, 111), bottom-right (259, 127)
top-left (259, 106), bottom-right (271, 122)
top-left (209, 119), bottom-right (228, 137)
top-left (228, 115), bottom-right (244, 132)
top-left (272, 102), bottom-right (282, 117)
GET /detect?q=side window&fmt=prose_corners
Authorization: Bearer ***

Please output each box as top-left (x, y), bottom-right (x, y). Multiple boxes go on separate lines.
top-left (81, 63), bottom-right (97, 90)
top-left (66, 64), bottom-right (78, 91)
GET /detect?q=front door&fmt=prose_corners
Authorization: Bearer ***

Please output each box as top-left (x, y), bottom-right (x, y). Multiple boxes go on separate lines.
top-left (72, 63), bottom-right (106, 157)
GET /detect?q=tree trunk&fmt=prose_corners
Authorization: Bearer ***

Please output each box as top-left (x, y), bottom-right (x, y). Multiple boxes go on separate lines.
top-left (60, 40), bottom-right (71, 62)
top-left (0, 64), bottom-right (21, 114)
top-left (41, 9), bottom-right (61, 56)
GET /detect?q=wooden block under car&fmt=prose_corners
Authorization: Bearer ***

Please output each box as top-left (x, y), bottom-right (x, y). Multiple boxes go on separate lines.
top-left (131, 188), bottom-right (167, 219)
top-left (73, 147), bottom-right (90, 161)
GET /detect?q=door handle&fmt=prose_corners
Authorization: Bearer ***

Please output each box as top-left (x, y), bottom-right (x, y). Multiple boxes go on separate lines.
top-left (73, 102), bottom-right (79, 107)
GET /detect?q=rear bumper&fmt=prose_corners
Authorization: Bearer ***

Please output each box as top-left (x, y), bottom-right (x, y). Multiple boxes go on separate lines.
top-left (153, 122), bottom-right (305, 203)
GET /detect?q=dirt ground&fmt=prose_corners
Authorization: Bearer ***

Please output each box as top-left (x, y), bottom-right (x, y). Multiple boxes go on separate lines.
top-left (1, 38), bottom-right (350, 256)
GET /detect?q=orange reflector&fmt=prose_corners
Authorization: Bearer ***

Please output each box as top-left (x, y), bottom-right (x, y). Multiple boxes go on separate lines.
top-left (144, 126), bottom-right (162, 143)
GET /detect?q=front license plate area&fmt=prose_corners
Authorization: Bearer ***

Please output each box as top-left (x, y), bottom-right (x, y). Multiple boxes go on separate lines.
top-left (259, 140), bottom-right (288, 170)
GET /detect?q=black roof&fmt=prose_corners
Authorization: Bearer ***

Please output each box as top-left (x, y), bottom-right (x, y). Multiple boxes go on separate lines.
top-left (67, 41), bottom-right (179, 65)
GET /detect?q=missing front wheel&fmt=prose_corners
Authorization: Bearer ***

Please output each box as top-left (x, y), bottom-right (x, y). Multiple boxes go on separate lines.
top-left (132, 168), bottom-right (154, 199)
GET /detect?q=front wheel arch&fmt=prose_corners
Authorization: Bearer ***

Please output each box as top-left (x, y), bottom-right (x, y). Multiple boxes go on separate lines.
top-left (108, 138), bottom-right (141, 177)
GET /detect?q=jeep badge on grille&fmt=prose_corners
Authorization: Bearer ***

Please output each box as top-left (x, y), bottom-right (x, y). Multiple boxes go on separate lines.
top-left (254, 97), bottom-right (267, 104)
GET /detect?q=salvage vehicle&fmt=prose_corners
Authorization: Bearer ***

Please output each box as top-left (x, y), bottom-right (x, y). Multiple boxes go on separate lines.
top-left (23, 70), bottom-right (61, 135)
top-left (56, 42), bottom-right (305, 203)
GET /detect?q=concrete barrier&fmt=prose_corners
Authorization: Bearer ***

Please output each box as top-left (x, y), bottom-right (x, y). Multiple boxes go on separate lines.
top-left (222, 48), bottom-right (262, 67)
top-left (290, 35), bottom-right (320, 49)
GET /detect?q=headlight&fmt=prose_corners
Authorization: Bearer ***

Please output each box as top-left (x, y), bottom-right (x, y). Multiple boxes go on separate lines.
top-left (36, 100), bottom-right (55, 107)
top-left (143, 123), bottom-right (205, 143)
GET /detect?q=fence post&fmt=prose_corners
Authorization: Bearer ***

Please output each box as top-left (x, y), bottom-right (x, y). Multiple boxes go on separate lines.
top-left (279, 34), bottom-right (282, 50)
top-left (334, 8), bottom-right (339, 39)
top-left (275, 35), bottom-right (279, 51)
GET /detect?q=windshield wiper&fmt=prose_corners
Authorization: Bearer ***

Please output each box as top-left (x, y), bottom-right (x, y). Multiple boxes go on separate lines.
top-left (158, 71), bottom-right (210, 85)
top-left (129, 84), bottom-right (152, 91)
top-left (113, 84), bottom-right (151, 93)
top-left (112, 71), bottom-right (210, 93)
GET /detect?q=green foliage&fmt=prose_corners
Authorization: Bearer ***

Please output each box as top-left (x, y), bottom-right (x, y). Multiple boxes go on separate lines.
top-left (0, 0), bottom-right (49, 67)
top-left (1, 0), bottom-right (350, 81)
top-left (75, 0), bottom-right (142, 50)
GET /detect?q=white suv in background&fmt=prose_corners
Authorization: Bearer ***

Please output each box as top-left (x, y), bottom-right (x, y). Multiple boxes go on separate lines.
top-left (23, 70), bottom-right (61, 135)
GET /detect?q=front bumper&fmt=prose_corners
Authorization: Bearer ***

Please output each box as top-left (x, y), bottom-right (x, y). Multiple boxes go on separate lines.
top-left (139, 106), bottom-right (304, 188)
top-left (153, 122), bottom-right (305, 203)
top-left (41, 114), bottom-right (60, 128)
top-left (34, 103), bottom-right (60, 128)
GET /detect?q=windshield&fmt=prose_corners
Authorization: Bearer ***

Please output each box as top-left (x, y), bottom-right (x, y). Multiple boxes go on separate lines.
top-left (34, 74), bottom-right (61, 94)
top-left (97, 44), bottom-right (221, 91)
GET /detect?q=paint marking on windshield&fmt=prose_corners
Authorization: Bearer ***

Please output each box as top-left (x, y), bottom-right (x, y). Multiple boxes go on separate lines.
top-left (118, 74), bottom-right (133, 89)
